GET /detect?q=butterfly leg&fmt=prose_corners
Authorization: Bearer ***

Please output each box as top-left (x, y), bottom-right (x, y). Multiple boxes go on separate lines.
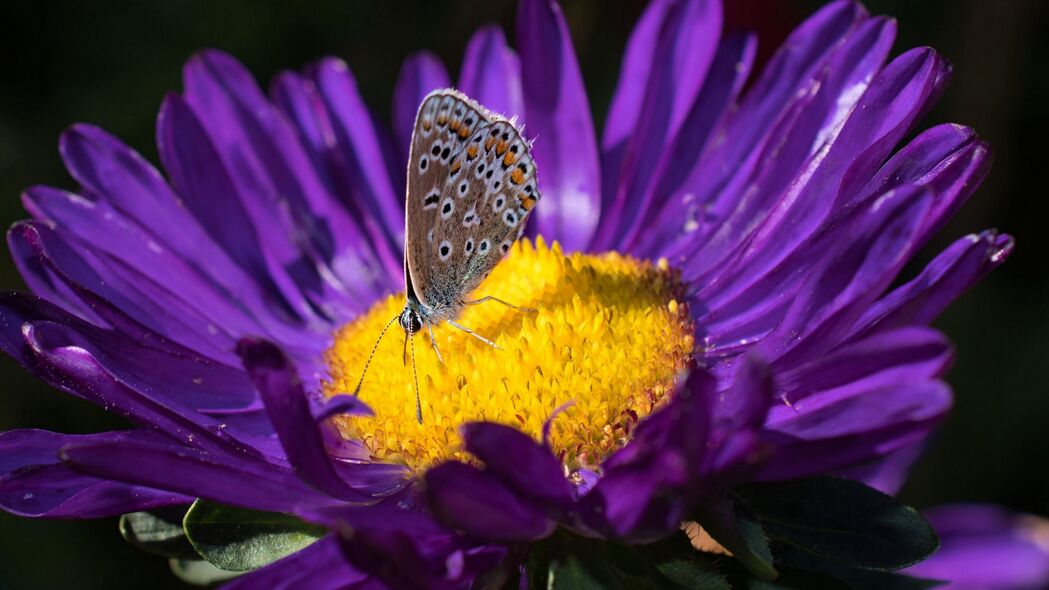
top-left (465, 295), bottom-right (537, 313)
top-left (447, 319), bottom-right (502, 350)
top-left (427, 324), bottom-right (445, 364)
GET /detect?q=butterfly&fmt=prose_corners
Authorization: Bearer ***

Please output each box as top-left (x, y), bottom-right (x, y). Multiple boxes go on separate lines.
top-left (354, 89), bottom-right (541, 422)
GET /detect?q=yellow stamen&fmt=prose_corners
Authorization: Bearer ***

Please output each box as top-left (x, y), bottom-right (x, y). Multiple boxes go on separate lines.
top-left (323, 238), bottom-right (694, 473)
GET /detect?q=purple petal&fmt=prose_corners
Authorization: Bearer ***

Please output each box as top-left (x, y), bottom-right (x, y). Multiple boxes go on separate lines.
top-left (710, 47), bottom-right (949, 294)
top-left (632, 31), bottom-right (757, 256)
top-left (459, 26), bottom-right (524, 122)
top-left (311, 58), bottom-right (405, 276)
top-left (905, 505), bottom-right (1049, 590)
top-left (237, 338), bottom-right (386, 503)
top-left (157, 92), bottom-right (317, 325)
top-left (59, 434), bottom-right (336, 513)
top-left (779, 327), bottom-right (953, 406)
top-left (758, 380), bottom-right (951, 480)
top-left (459, 422), bottom-right (572, 508)
top-left (757, 185), bottom-right (933, 366)
top-left (835, 440), bottom-right (926, 495)
top-left (594, 0), bottom-right (722, 250)
top-left (853, 231), bottom-right (1014, 337)
top-left (0, 293), bottom-right (265, 458)
top-left (222, 535), bottom-right (368, 590)
top-left (517, 0), bottom-right (600, 250)
top-left (653, 1), bottom-right (866, 264)
top-left (582, 369), bottom-right (716, 540)
top-left (182, 50), bottom-right (369, 319)
top-left (0, 429), bottom-right (190, 518)
top-left (392, 51), bottom-right (451, 161)
top-left (311, 505), bottom-right (506, 590)
top-left (315, 395), bottom-right (374, 421)
top-left (425, 461), bottom-right (555, 542)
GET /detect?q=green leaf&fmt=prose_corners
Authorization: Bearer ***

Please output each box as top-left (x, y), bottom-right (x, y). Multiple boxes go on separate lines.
top-left (694, 496), bottom-right (778, 580)
top-left (119, 507), bottom-right (198, 559)
top-left (739, 476), bottom-right (939, 571)
top-left (640, 532), bottom-right (730, 590)
top-left (182, 499), bottom-right (326, 572)
top-left (527, 533), bottom-right (624, 590)
top-left (169, 558), bottom-right (241, 586)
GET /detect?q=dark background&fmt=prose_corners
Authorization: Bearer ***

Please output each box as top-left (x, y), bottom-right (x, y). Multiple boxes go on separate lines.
top-left (1, 1), bottom-right (1045, 587)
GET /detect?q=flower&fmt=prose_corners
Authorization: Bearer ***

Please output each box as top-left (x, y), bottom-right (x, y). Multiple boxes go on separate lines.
top-left (0, 0), bottom-right (1030, 588)
top-left (905, 505), bottom-right (1049, 590)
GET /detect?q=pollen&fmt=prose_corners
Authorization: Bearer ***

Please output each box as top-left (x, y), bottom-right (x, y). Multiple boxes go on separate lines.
top-left (323, 238), bottom-right (694, 473)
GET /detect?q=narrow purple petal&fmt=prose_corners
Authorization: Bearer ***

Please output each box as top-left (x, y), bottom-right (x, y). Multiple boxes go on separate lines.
top-left (594, 0), bottom-right (722, 250)
top-left (311, 58), bottom-right (405, 275)
top-left (711, 48), bottom-right (949, 295)
top-left (393, 51), bottom-right (451, 160)
top-left (759, 380), bottom-right (951, 480)
top-left (459, 422), bottom-right (572, 507)
top-left (459, 26), bottom-right (524, 122)
top-left (182, 50), bottom-right (368, 319)
top-left (905, 505), bottom-right (1049, 590)
top-left (601, 0), bottom-right (674, 152)
top-left (583, 369), bottom-right (716, 540)
top-left (237, 338), bottom-right (385, 503)
top-left (632, 31), bottom-right (757, 256)
top-left (0, 293), bottom-right (266, 458)
top-left (779, 327), bottom-right (954, 406)
top-left (854, 231), bottom-right (1013, 337)
top-left (425, 461), bottom-right (555, 542)
top-left (60, 435), bottom-right (336, 513)
top-left (712, 353), bottom-right (775, 441)
top-left (157, 93), bottom-right (315, 325)
top-left (656, 1), bottom-right (866, 263)
top-left (517, 0), bottom-right (600, 249)
top-left (0, 429), bottom-right (190, 518)
top-left (756, 185), bottom-right (933, 366)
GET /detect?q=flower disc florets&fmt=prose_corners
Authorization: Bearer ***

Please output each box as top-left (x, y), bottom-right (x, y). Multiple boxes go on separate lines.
top-left (325, 238), bottom-right (695, 472)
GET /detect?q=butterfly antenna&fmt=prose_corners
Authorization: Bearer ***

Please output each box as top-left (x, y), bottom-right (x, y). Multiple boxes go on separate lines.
top-left (409, 322), bottom-right (423, 424)
top-left (353, 314), bottom-right (400, 396)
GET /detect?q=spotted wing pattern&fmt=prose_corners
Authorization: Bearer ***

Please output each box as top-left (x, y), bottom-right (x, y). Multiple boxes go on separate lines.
top-left (405, 90), bottom-right (493, 307)
top-left (425, 114), bottom-right (541, 311)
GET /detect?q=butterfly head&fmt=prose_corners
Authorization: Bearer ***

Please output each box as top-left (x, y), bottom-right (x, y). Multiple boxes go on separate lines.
top-left (399, 305), bottom-right (423, 335)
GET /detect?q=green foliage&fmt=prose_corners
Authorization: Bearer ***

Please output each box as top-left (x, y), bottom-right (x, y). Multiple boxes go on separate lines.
top-left (181, 499), bottom-right (326, 572)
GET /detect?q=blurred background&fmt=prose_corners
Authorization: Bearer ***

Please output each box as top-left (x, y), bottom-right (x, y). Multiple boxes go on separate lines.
top-left (1, 0), bottom-right (1045, 587)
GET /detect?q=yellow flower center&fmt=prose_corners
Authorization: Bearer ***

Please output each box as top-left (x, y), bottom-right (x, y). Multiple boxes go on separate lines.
top-left (323, 238), bottom-right (694, 473)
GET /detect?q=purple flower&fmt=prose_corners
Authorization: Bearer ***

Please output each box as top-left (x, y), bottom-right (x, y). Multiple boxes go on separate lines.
top-left (0, 0), bottom-right (1026, 587)
top-left (906, 505), bottom-right (1049, 590)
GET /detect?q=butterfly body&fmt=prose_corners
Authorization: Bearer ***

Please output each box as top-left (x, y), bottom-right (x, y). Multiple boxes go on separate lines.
top-left (400, 89), bottom-right (541, 334)
top-left (350, 89), bottom-right (542, 422)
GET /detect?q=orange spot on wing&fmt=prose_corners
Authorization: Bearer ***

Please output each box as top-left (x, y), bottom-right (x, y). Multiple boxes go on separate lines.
top-left (467, 145), bottom-right (479, 159)
top-left (459, 126), bottom-right (471, 138)
top-left (496, 141), bottom-right (508, 155)
top-left (450, 160), bottom-right (462, 174)
top-left (485, 138), bottom-right (496, 150)
top-left (422, 121), bottom-right (432, 131)
top-left (510, 168), bottom-right (525, 185)
top-left (521, 196), bottom-right (536, 210)
top-left (503, 152), bottom-right (517, 166)
top-left (436, 115), bottom-right (448, 126)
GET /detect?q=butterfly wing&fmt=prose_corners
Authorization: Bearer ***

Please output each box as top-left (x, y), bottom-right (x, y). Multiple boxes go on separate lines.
top-left (427, 117), bottom-right (541, 306)
top-left (404, 90), bottom-right (494, 308)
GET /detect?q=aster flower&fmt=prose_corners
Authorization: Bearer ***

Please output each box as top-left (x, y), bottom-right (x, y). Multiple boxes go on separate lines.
top-left (905, 505), bottom-right (1049, 590)
top-left (0, 0), bottom-right (1031, 588)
